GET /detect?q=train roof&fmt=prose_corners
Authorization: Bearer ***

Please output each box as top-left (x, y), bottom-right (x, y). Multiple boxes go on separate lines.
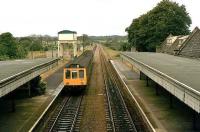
top-left (65, 63), bottom-right (84, 68)
top-left (65, 50), bottom-right (93, 68)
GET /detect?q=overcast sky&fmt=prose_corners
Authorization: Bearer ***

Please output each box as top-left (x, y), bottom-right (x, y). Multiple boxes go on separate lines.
top-left (0, 0), bottom-right (199, 37)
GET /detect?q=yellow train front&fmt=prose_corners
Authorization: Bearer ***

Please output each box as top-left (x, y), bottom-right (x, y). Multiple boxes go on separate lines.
top-left (63, 64), bottom-right (87, 89)
top-left (63, 50), bottom-right (94, 90)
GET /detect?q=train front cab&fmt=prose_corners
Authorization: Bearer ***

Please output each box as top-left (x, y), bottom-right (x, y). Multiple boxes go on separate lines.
top-left (63, 64), bottom-right (87, 90)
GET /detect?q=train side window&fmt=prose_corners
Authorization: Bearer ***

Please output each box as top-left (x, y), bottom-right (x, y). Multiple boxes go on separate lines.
top-left (72, 71), bottom-right (78, 79)
top-left (66, 70), bottom-right (70, 79)
top-left (79, 70), bottom-right (84, 78)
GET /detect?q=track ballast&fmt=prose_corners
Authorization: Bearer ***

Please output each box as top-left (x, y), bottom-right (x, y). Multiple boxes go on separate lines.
top-left (100, 46), bottom-right (137, 132)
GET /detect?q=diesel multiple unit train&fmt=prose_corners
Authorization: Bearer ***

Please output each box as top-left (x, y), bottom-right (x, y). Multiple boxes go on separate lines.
top-left (63, 50), bottom-right (94, 89)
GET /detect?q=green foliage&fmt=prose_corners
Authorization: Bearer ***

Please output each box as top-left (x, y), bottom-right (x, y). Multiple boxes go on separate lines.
top-left (0, 55), bottom-right (9, 61)
top-left (0, 33), bottom-right (33, 59)
top-left (31, 40), bottom-right (43, 51)
top-left (90, 35), bottom-right (127, 50)
top-left (18, 37), bottom-right (31, 53)
top-left (0, 32), bottom-right (18, 59)
top-left (126, 0), bottom-right (191, 52)
top-left (30, 76), bottom-right (46, 95)
top-left (19, 36), bottom-right (44, 51)
top-left (0, 43), bottom-right (7, 56)
top-left (120, 42), bottom-right (131, 51)
top-left (44, 46), bottom-right (49, 51)
top-left (16, 44), bottom-right (27, 58)
top-left (78, 34), bottom-right (91, 48)
top-left (0, 33), bottom-right (57, 60)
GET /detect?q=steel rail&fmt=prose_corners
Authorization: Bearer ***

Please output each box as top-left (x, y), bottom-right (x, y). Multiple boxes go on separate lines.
top-left (99, 50), bottom-right (116, 132)
top-left (99, 46), bottom-right (137, 132)
top-left (107, 63), bottom-right (137, 132)
top-left (111, 60), bottom-right (156, 132)
top-left (28, 83), bottom-right (64, 132)
top-left (48, 96), bottom-right (70, 131)
top-left (48, 96), bottom-right (82, 132)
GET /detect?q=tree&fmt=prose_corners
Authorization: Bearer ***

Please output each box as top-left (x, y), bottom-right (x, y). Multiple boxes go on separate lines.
top-left (18, 37), bottom-right (32, 57)
top-left (0, 33), bottom-right (56, 60)
top-left (79, 34), bottom-right (90, 51)
top-left (126, 0), bottom-right (191, 52)
top-left (30, 40), bottom-right (43, 51)
top-left (0, 32), bottom-right (18, 58)
top-left (120, 42), bottom-right (131, 51)
top-left (16, 44), bottom-right (27, 58)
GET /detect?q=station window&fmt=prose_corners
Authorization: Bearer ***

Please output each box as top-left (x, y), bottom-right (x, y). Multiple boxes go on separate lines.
top-left (66, 70), bottom-right (70, 79)
top-left (72, 71), bottom-right (78, 79)
top-left (79, 70), bottom-right (84, 78)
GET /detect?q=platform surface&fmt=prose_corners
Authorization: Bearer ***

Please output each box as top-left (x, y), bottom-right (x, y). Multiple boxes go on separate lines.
top-left (0, 58), bottom-right (55, 82)
top-left (111, 59), bottom-right (195, 132)
top-left (122, 52), bottom-right (200, 92)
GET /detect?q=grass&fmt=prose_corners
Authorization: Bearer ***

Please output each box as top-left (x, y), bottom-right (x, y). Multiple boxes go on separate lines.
top-left (103, 46), bottom-right (120, 59)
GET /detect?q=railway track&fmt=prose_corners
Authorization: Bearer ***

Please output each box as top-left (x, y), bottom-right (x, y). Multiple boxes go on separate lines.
top-left (31, 49), bottom-right (95, 132)
top-left (44, 95), bottom-right (83, 132)
top-left (99, 46), bottom-right (137, 132)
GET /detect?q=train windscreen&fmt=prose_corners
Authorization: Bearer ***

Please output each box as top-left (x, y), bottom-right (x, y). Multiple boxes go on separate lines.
top-left (66, 70), bottom-right (70, 79)
top-left (79, 70), bottom-right (84, 78)
top-left (72, 71), bottom-right (78, 79)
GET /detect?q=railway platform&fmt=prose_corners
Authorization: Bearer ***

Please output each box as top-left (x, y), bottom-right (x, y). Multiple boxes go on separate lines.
top-left (111, 59), bottom-right (197, 132)
top-left (0, 60), bottom-right (65, 132)
top-left (121, 52), bottom-right (200, 113)
top-left (0, 58), bottom-right (59, 98)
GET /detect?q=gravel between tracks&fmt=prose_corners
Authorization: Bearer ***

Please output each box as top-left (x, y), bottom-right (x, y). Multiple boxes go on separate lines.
top-left (79, 46), bottom-right (107, 132)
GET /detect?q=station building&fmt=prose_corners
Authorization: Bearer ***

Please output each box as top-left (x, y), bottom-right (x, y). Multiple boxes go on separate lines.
top-left (160, 27), bottom-right (200, 58)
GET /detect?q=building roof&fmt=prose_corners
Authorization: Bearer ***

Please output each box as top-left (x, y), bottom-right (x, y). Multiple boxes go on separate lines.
top-left (160, 35), bottom-right (182, 54)
top-left (179, 35), bottom-right (189, 40)
top-left (160, 27), bottom-right (200, 56)
top-left (159, 26), bottom-right (200, 58)
top-left (58, 30), bottom-right (77, 34)
top-left (177, 27), bottom-right (200, 55)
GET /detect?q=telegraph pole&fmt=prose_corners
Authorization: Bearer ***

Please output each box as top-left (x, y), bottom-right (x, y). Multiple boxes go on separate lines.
top-left (31, 41), bottom-right (33, 59)
top-left (82, 35), bottom-right (85, 52)
top-left (51, 41), bottom-right (54, 58)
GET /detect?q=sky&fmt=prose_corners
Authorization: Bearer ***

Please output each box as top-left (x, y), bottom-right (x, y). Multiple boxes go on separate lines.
top-left (0, 0), bottom-right (199, 37)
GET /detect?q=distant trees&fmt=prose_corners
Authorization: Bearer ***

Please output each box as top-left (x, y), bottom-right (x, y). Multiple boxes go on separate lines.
top-left (126, 0), bottom-right (191, 52)
top-left (78, 34), bottom-right (91, 51)
top-left (82, 34), bottom-right (90, 48)
top-left (0, 32), bottom-right (56, 60)
top-left (120, 42), bottom-right (131, 51)
top-left (0, 32), bottom-right (18, 60)
top-left (89, 35), bottom-right (127, 50)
